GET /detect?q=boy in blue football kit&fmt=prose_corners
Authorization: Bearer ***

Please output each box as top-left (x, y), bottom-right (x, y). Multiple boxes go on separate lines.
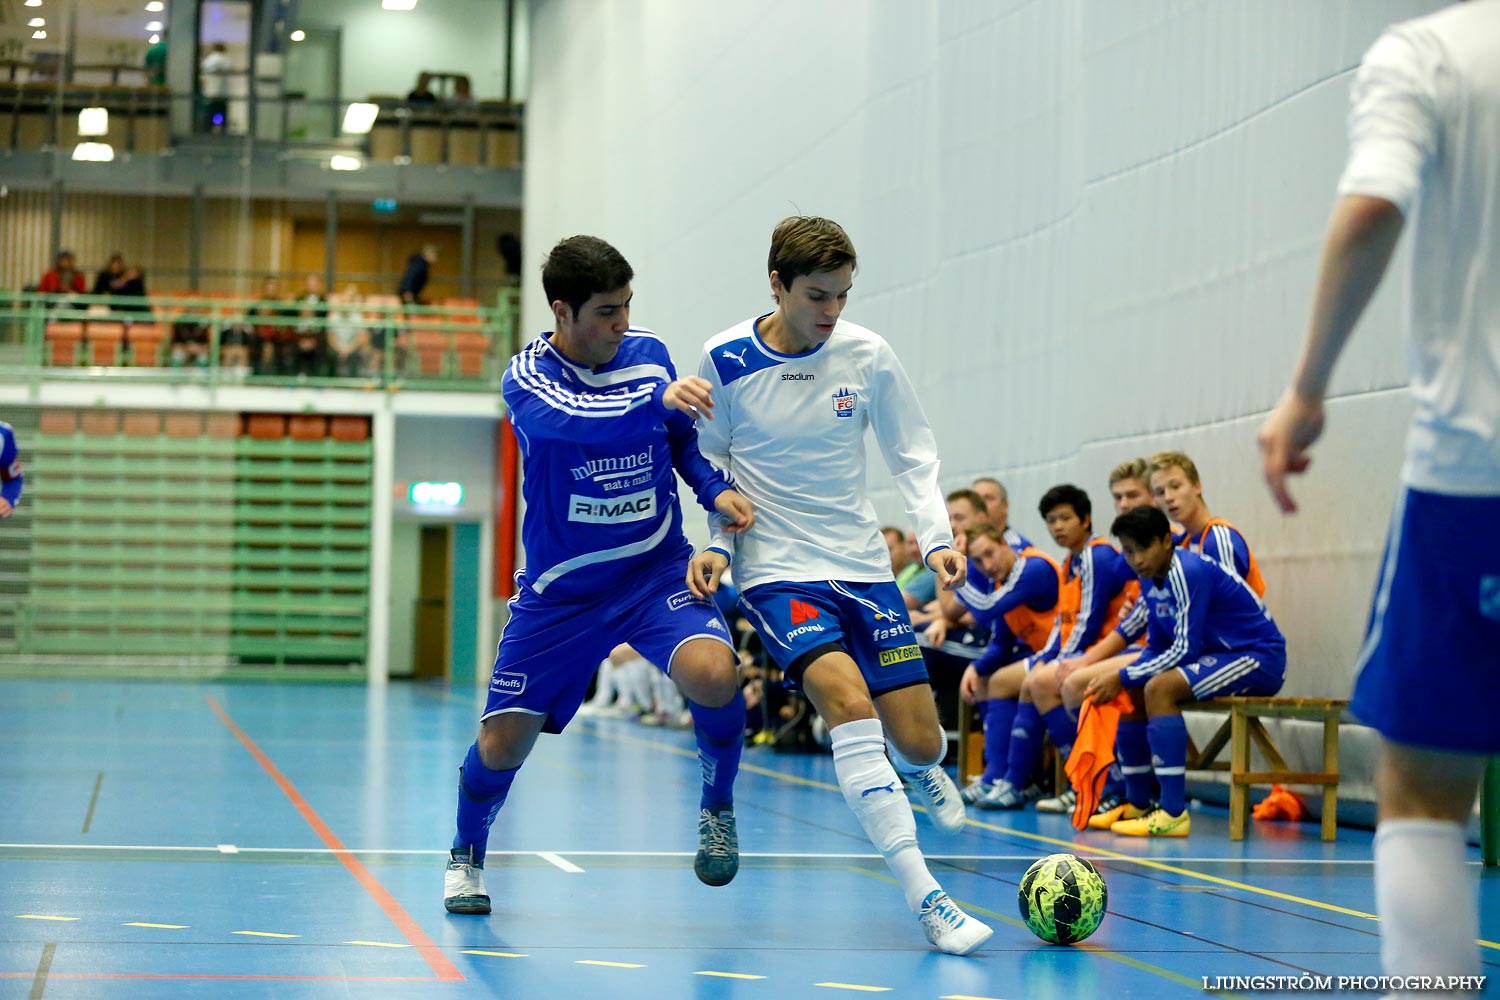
top-left (1085, 506), bottom-right (1285, 837)
top-left (687, 217), bottom-right (992, 955)
top-left (444, 236), bottom-right (755, 914)
top-left (1260, 1), bottom-right (1500, 983)
top-left (0, 421), bottom-right (22, 518)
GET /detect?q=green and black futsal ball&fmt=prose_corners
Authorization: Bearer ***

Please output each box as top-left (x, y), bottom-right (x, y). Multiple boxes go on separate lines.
top-left (1018, 853), bottom-right (1107, 944)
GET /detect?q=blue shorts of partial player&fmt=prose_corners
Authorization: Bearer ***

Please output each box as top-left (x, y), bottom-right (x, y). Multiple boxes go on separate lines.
top-left (481, 556), bottom-right (734, 734)
top-left (1175, 645), bottom-right (1284, 700)
top-left (738, 579), bottom-right (930, 697)
top-left (1352, 487), bottom-right (1500, 755)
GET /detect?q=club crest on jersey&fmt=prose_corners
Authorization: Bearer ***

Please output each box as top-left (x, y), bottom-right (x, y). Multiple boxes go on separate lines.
top-left (832, 387), bottom-right (856, 418)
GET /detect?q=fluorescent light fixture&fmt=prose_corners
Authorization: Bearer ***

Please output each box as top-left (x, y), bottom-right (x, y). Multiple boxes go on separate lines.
top-left (149, 33), bottom-right (160, 43)
top-left (329, 154), bottom-right (363, 171)
top-left (409, 481), bottom-right (463, 507)
top-left (23, 0), bottom-right (42, 7)
top-left (289, 29), bottom-right (305, 41)
top-left (72, 142), bottom-right (115, 162)
top-left (382, 0), bottom-right (417, 9)
top-left (341, 102), bottom-right (378, 135)
top-left (78, 107), bottom-right (109, 137)
top-left (28, 17), bottom-right (44, 26)
top-left (146, 20), bottom-right (162, 30)
top-left (145, 0), bottom-right (165, 10)
top-left (31, 29), bottom-right (46, 38)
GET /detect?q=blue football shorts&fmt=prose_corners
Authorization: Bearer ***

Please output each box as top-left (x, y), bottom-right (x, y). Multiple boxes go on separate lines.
top-left (739, 578), bottom-right (930, 697)
top-left (480, 556), bottom-right (734, 734)
top-left (1352, 487), bottom-right (1500, 754)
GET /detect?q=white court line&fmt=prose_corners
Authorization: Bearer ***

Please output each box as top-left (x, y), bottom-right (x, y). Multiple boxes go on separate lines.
top-left (0, 843), bottom-right (1383, 864)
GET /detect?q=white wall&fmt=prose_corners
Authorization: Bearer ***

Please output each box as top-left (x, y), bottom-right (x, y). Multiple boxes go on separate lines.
top-left (296, 0), bottom-right (512, 102)
top-left (522, 0), bottom-right (1444, 699)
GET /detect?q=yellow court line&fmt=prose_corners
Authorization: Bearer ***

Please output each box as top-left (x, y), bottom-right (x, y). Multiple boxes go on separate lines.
top-left (695, 971), bottom-right (767, 979)
top-left (814, 983), bottom-right (891, 992)
top-left (463, 950), bottom-right (528, 958)
top-left (576, 960), bottom-right (646, 968)
top-left (851, 866), bottom-right (1244, 999)
top-left (232, 930), bottom-right (298, 938)
top-left (345, 940), bottom-right (409, 948)
top-left (123, 922), bottom-right (188, 929)
top-left (15, 914), bottom-right (77, 922)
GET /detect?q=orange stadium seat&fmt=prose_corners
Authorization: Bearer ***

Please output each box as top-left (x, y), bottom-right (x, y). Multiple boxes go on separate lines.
top-left (45, 321), bottom-right (84, 366)
top-left (86, 321), bottom-right (126, 366)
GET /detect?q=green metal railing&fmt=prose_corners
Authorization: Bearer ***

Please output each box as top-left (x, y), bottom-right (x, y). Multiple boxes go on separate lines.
top-left (0, 289), bottom-right (520, 391)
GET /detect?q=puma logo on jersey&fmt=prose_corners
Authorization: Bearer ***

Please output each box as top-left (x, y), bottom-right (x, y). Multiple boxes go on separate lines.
top-left (721, 348), bottom-right (748, 367)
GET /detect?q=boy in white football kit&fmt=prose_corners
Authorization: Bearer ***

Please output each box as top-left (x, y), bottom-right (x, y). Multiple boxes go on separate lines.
top-left (686, 216), bottom-right (993, 955)
top-left (1260, 1), bottom-right (1500, 985)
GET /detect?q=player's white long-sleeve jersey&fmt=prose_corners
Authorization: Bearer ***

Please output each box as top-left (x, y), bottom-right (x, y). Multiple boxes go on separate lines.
top-left (695, 316), bottom-right (953, 592)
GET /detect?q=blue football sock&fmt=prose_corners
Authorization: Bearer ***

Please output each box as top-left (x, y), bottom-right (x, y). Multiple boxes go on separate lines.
top-left (1147, 715), bottom-right (1189, 816)
top-left (1101, 761), bottom-right (1125, 800)
top-left (1041, 705), bottom-right (1075, 763)
top-left (1116, 718), bottom-right (1154, 809)
top-left (452, 741), bottom-right (520, 864)
top-left (1003, 702), bottom-right (1044, 788)
top-left (982, 697), bottom-right (1018, 783)
top-left (689, 689), bottom-right (745, 812)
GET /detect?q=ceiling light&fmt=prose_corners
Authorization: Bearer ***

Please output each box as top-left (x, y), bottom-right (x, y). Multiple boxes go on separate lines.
top-left (77, 107), bottom-right (109, 137)
top-left (149, 33), bottom-right (160, 43)
top-left (145, 0), bottom-right (165, 9)
top-left (31, 29), bottom-right (46, 38)
top-left (289, 29), bottom-right (305, 41)
top-left (382, 0), bottom-right (417, 9)
top-left (72, 142), bottom-right (115, 162)
top-left (341, 102), bottom-right (378, 135)
top-left (28, 17), bottom-right (44, 26)
top-left (329, 154), bottom-right (363, 171)
top-left (23, 0), bottom-right (42, 7)
top-left (146, 20), bottom-right (162, 30)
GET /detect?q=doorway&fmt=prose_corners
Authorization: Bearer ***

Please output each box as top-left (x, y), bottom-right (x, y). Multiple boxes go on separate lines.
top-left (413, 523), bottom-right (451, 680)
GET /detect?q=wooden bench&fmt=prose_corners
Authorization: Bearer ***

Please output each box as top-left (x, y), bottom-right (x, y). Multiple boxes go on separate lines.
top-left (1183, 697), bottom-right (1347, 841)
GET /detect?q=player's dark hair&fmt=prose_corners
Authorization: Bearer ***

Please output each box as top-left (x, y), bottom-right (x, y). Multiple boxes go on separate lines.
top-left (1111, 505), bottom-right (1171, 549)
top-left (1039, 484), bottom-right (1091, 526)
top-left (769, 216), bottom-right (856, 293)
top-left (542, 236), bottom-right (634, 319)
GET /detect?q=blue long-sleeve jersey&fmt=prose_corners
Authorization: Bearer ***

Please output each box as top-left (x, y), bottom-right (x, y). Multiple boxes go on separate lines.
top-left (1120, 549), bottom-right (1285, 685)
top-left (503, 329), bottom-right (732, 602)
top-left (0, 421), bottom-right (21, 509)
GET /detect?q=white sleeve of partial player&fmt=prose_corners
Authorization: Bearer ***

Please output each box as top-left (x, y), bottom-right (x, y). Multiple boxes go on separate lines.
top-left (696, 347), bottom-right (737, 559)
top-left (868, 339), bottom-right (953, 562)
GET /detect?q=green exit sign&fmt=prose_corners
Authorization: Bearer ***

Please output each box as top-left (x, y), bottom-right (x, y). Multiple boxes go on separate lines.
top-left (409, 481), bottom-right (464, 506)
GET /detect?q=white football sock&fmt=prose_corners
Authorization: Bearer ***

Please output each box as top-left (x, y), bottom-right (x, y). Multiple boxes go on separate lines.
top-left (1374, 819), bottom-right (1479, 987)
top-left (830, 718), bottom-right (940, 911)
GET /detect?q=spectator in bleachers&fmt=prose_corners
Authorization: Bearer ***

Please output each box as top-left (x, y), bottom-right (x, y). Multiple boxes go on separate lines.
top-left (249, 276), bottom-right (295, 374)
top-left (37, 251), bottom-right (86, 297)
top-left (144, 35), bottom-right (167, 86)
top-left (884, 526), bottom-right (936, 611)
top-left (292, 274), bottom-right (328, 376)
top-left (92, 254), bottom-right (149, 312)
top-left (199, 43), bottom-right (231, 132)
top-left (398, 245), bottom-right (438, 305)
top-left (406, 72), bottom-right (439, 103)
top-left (973, 476), bottom-right (1033, 549)
top-left (450, 75), bottom-right (476, 105)
top-left (326, 284), bottom-right (370, 377)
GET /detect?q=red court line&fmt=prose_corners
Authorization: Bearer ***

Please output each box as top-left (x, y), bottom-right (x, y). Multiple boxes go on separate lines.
top-left (0, 974), bottom-right (443, 982)
top-left (205, 694), bottom-right (465, 982)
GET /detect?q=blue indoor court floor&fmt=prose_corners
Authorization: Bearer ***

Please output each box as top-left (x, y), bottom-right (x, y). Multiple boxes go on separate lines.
top-left (2, 677), bottom-right (1497, 999)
